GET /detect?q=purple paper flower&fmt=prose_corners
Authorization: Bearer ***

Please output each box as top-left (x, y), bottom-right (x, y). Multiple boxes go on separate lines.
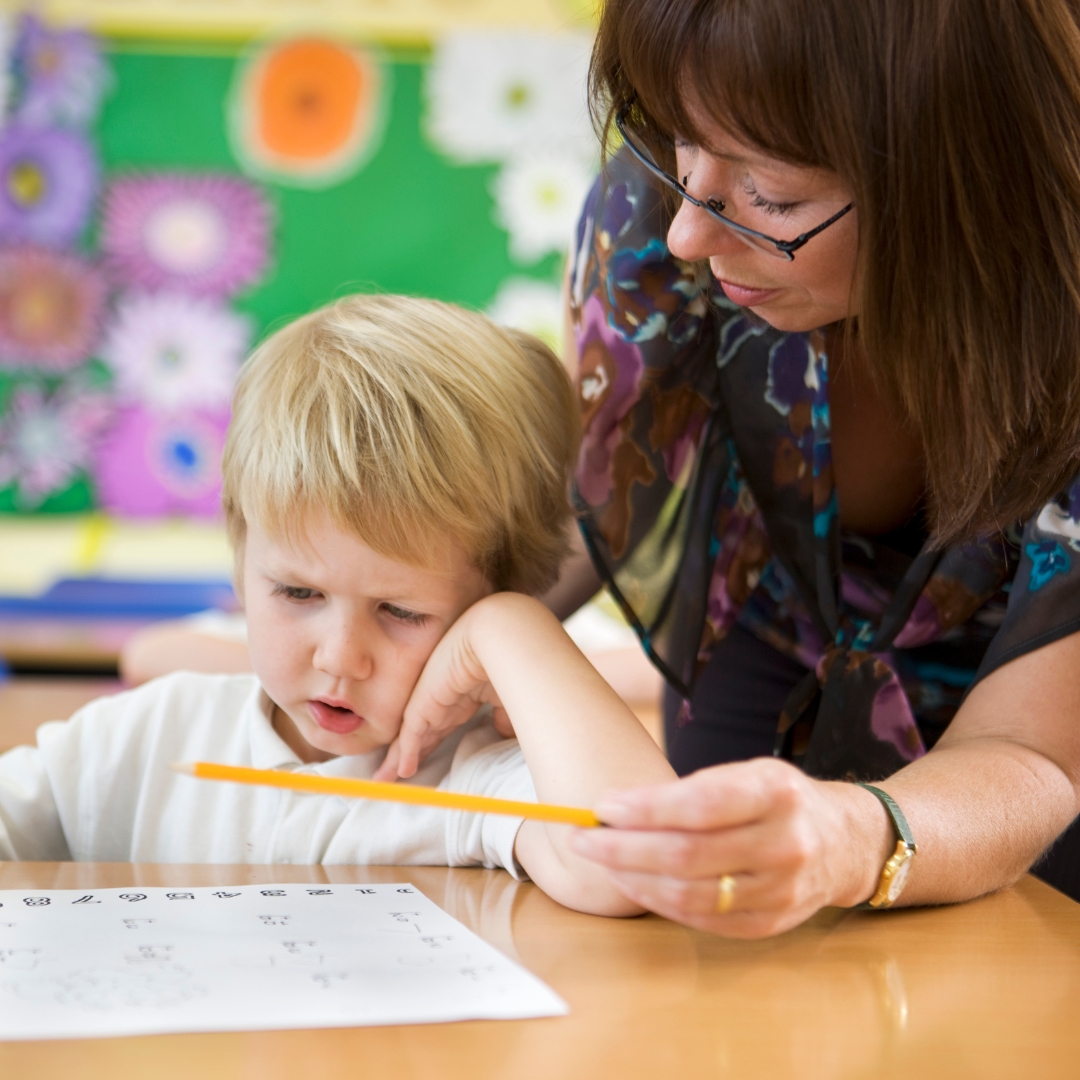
top-left (0, 247), bottom-right (107, 371)
top-left (94, 404), bottom-right (230, 518)
top-left (101, 174), bottom-right (271, 298)
top-left (14, 14), bottom-right (110, 129)
top-left (0, 126), bottom-right (97, 247)
top-left (0, 376), bottom-right (113, 508)
top-left (101, 292), bottom-right (251, 410)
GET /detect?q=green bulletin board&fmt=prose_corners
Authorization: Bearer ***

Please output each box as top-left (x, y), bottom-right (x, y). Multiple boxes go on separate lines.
top-left (0, 21), bottom-right (587, 515)
top-left (101, 44), bottom-right (563, 335)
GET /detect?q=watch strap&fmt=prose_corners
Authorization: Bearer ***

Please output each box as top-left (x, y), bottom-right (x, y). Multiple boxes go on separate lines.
top-left (856, 783), bottom-right (916, 852)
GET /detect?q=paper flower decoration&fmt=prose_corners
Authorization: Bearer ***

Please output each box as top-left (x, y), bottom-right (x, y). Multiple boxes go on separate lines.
top-left (425, 31), bottom-right (595, 165)
top-left (0, 15), bottom-right (15, 122)
top-left (228, 38), bottom-right (386, 188)
top-left (101, 292), bottom-right (251, 410)
top-left (486, 277), bottom-right (562, 352)
top-left (102, 174), bottom-right (271, 298)
top-left (492, 152), bottom-right (595, 263)
top-left (94, 404), bottom-right (230, 518)
top-left (0, 247), bottom-right (107, 370)
top-left (0, 125), bottom-right (97, 247)
top-left (0, 377), bottom-right (113, 508)
top-left (14, 14), bottom-right (110, 129)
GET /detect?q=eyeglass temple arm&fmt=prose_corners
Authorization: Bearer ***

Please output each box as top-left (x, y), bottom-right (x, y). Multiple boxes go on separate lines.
top-left (776, 202), bottom-right (854, 253)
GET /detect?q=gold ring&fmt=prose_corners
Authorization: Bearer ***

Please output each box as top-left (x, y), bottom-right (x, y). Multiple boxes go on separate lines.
top-left (716, 874), bottom-right (737, 915)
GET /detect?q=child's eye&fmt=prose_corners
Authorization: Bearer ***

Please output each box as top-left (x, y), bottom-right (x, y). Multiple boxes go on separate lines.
top-left (381, 603), bottom-right (429, 627)
top-left (272, 583), bottom-right (320, 602)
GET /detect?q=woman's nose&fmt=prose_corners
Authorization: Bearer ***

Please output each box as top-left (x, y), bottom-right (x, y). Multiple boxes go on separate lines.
top-left (666, 200), bottom-right (747, 264)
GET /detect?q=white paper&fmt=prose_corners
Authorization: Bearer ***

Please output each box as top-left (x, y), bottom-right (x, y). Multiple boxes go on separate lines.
top-left (0, 883), bottom-right (568, 1040)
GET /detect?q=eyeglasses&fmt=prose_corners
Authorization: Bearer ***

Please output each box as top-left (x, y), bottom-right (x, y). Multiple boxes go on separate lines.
top-left (614, 104), bottom-right (854, 261)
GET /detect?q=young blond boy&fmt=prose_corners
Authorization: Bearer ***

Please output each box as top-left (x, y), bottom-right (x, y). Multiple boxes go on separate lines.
top-left (0, 296), bottom-right (673, 916)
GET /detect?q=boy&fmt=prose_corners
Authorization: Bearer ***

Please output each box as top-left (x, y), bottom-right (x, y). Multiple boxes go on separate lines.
top-left (0, 296), bottom-right (673, 916)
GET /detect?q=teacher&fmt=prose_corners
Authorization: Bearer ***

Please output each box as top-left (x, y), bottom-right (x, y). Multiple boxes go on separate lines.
top-left (557, 0), bottom-right (1080, 935)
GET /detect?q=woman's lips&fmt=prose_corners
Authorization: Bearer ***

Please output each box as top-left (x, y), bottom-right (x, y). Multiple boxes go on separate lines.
top-left (718, 279), bottom-right (782, 307)
top-left (308, 699), bottom-right (365, 735)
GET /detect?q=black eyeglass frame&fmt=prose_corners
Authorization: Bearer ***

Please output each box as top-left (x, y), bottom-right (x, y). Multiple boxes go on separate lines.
top-left (614, 104), bottom-right (854, 262)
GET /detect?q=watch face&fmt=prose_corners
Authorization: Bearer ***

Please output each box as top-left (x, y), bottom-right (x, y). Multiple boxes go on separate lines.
top-left (887, 853), bottom-right (913, 903)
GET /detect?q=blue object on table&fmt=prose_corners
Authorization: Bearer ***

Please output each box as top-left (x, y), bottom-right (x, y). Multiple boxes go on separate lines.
top-left (0, 578), bottom-right (237, 619)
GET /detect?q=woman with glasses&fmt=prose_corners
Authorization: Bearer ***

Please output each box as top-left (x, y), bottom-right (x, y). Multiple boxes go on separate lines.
top-left (551, 0), bottom-right (1080, 935)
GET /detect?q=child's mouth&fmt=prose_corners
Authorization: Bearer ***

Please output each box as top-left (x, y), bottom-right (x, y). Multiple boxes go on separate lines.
top-left (308, 699), bottom-right (365, 735)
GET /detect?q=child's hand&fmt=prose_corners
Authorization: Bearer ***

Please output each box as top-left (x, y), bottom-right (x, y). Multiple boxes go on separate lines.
top-left (373, 601), bottom-right (513, 781)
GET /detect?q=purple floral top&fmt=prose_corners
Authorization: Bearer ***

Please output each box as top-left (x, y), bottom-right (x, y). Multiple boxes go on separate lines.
top-left (571, 150), bottom-right (1080, 781)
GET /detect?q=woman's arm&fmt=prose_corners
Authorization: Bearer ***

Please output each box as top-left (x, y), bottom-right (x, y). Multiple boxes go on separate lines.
top-left (394, 591), bottom-right (676, 916)
top-left (568, 629), bottom-right (1080, 937)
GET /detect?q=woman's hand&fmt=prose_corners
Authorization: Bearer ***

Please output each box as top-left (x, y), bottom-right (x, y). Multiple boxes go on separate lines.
top-left (373, 601), bottom-right (515, 782)
top-left (569, 758), bottom-right (892, 938)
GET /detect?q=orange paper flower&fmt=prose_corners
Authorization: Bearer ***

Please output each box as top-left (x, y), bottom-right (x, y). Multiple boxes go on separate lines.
top-left (229, 38), bottom-right (385, 188)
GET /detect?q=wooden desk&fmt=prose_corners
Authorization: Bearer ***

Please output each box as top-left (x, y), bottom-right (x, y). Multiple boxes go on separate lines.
top-left (0, 677), bottom-right (122, 753)
top-left (0, 863), bottom-right (1076, 1079)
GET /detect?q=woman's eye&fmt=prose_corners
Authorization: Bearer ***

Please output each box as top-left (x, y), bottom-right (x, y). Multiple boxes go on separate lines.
top-left (381, 603), bottom-right (429, 627)
top-left (750, 194), bottom-right (797, 216)
top-left (746, 184), bottom-right (797, 217)
top-left (273, 584), bottom-right (319, 602)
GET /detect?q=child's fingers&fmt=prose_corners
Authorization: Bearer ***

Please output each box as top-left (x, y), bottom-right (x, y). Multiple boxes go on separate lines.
top-left (372, 739), bottom-right (402, 782)
top-left (394, 726), bottom-right (427, 779)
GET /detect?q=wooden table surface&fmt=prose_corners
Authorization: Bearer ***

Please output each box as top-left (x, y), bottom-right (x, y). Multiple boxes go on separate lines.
top-left (0, 862), bottom-right (1076, 1080)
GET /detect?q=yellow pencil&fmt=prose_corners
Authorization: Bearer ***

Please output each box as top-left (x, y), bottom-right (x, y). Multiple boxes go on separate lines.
top-left (171, 761), bottom-right (602, 828)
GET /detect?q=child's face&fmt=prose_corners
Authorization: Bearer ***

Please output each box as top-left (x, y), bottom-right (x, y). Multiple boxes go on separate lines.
top-left (242, 510), bottom-right (493, 763)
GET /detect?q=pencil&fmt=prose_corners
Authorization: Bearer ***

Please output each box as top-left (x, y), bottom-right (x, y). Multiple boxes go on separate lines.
top-left (171, 761), bottom-right (603, 828)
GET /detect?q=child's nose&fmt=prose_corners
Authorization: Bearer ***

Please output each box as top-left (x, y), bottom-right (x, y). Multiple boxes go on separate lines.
top-left (313, 625), bottom-right (374, 682)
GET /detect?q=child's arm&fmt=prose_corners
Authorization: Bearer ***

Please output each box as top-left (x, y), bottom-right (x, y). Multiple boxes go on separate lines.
top-left (393, 591), bottom-right (676, 916)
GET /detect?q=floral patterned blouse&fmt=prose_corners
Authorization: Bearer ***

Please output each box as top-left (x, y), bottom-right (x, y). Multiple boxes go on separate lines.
top-left (570, 150), bottom-right (1080, 782)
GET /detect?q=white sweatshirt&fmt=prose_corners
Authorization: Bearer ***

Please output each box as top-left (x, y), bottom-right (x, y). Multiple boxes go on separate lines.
top-left (0, 673), bottom-right (532, 875)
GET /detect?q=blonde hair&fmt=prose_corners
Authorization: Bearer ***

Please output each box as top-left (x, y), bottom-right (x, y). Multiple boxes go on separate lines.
top-left (222, 294), bottom-right (579, 594)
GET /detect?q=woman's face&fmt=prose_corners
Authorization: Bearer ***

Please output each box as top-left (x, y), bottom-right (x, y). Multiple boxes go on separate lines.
top-left (666, 112), bottom-right (859, 332)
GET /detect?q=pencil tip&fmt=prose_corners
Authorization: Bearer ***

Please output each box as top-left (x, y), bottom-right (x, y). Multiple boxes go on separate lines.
top-left (170, 762), bottom-right (196, 776)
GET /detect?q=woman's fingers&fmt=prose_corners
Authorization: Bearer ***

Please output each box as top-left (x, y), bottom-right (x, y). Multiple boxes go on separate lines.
top-left (597, 757), bottom-right (812, 831)
top-left (604, 870), bottom-right (811, 939)
top-left (569, 816), bottom-right (821, 881)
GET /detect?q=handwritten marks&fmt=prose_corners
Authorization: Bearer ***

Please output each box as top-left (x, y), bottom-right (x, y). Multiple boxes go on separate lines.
top-left (0, 883), bottom-right (566, 1040)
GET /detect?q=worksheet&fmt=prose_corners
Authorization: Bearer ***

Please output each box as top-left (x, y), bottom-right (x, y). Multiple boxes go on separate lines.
top-left (0, 883), bottom-right (568, 1040)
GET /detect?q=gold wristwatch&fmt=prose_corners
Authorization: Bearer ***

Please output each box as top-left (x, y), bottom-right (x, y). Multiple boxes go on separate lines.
top-left (856, 783), bottom-right (917, 909)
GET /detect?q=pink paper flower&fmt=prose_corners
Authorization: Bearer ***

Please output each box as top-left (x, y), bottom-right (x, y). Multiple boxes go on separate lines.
top-left (0, 376), bottom-right (113, 508)
top-left (101, 174), bottom-right (271, 298)
top-left (94, 404), bottom-right (230, 518)
top-left (0, 247), bottom-right (107, 370)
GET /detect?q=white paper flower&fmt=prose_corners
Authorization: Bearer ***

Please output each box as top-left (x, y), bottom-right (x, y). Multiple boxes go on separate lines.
top-left (101, 292), bottom-right (251, 410)
top-left (425, 31), bottom-right (596, 165)
top-left (486, 277), bottom-right (562, 352)
top-left (0, 14), bottom-right (14, 124)
top-left (492, 151), bottom-right (596, 263)
top-left (0, 377), bottom-right (112, 507)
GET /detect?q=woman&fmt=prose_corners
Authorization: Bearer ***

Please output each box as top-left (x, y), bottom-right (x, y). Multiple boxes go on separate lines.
top-left (553, 0), bottom-right (1080, 936)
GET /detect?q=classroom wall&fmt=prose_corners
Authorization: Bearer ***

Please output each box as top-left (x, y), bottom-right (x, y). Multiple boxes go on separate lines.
top-left (0, 11), bottom-right (593, 517)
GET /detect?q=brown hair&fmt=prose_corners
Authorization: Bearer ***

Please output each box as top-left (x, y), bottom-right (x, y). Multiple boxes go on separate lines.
top-left (591, 0), bottom-right (1080, 542)
top-left (222, 294), bottom-right (579, 594)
